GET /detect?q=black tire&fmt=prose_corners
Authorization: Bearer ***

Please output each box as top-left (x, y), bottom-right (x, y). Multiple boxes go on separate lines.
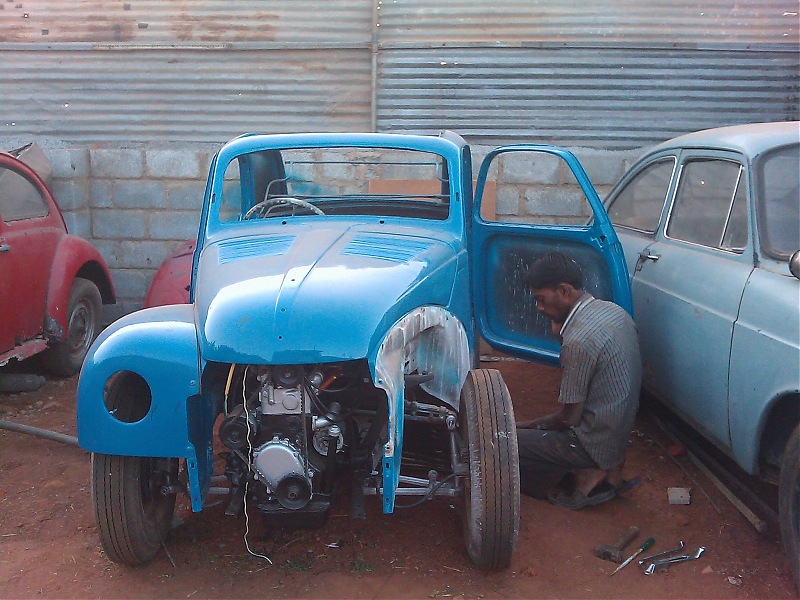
top-left (42, 277), bottom-right (102, 376)
top-left (92, 453), bottom-right (178, 566)
top-left (458, 368), bottom-right (520, 570)
top-left (779, 424), bottom-right (800, 591)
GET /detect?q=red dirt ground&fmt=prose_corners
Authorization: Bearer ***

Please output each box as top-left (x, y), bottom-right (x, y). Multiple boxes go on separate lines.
top-left (0, 360), bottom-right (795, 599)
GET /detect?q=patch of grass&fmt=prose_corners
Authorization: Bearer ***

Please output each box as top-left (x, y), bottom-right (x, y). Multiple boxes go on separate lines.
top-left (286, 554), bottom-right (315, 571)
top-left (352, 559), bottom-right (374, 572)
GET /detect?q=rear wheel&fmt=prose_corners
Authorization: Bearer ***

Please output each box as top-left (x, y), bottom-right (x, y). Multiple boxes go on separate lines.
top-left (779, 424), bottom-right (800, 591)
top-left (92, 453), bottom-right (178, 565)
top-left (42, 277), bottom-right (102, 376)
top-left (458, 369), bottom-right (520, 570)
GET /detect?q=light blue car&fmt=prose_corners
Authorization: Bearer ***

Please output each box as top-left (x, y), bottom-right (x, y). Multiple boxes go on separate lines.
top-left (604, 121), bottom-right (800, 588)
top-left (77, 132), bottom-right (632, 569)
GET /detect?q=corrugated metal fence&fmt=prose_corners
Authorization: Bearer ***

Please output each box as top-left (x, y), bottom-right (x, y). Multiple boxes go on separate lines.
top-left (1, 1), bottom-right (797, 149)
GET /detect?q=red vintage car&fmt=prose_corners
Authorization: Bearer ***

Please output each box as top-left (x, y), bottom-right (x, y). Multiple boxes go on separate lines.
top-left (0, 144), bottom-right (115, 376)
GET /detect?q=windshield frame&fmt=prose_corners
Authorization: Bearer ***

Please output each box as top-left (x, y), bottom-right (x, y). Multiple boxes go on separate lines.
top-left (203, 133), bottom-right (464, 240)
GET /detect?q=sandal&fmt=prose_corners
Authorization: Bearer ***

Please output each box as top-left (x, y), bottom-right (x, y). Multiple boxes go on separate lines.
top-left (613, 476), bottom-right (642, 496)
top-left (547, 484), bottom-right (616, 510)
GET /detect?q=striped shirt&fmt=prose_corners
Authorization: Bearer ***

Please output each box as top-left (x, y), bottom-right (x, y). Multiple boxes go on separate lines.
top-left (559, 294), bottom-right (642, 469)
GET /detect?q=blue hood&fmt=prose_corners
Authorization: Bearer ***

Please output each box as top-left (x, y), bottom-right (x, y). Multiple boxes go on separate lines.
top-left (195, 222), bottom-right (459, 364)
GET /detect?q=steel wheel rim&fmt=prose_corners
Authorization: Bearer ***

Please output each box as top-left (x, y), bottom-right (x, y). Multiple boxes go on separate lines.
top-left (66, 298), bottom-right (95, 359)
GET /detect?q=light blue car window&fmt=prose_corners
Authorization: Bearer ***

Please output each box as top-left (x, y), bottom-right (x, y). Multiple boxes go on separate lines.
top-left (220, 159), bottom-right (243, 222)
top-left (608, 158), bottom-right (674, 233)
top-left (758, 143), bottom-right (800, 259)
top-left (667, 159), bottom-right (743, 250)
top-left (721, 177), bottom-right (748, 253)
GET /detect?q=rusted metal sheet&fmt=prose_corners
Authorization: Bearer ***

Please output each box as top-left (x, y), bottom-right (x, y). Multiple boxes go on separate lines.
top-left (376, 46), bottom-right (800, 149)
top-left (0, 48), bottom-right (372, 142)
top-left (377, 0), bottom-right (800, 45)
top-left (0, 1), bottom-right (796, 147)
top-left (0, 0), bottom-right (373, 44)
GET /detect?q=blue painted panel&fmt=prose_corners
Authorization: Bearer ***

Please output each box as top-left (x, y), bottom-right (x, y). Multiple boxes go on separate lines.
top-left (633, 239), bottom-right (752, 448)
top-left (77, 304), bottom-right (203, 458)
top-left (472, 145), bottom-right (632, 366)
top-left (729, 268), bottom-right (800, 473)
top-left (195, 222), bottom-right (459, 364)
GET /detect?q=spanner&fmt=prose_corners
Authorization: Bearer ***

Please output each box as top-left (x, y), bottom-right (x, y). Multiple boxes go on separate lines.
top-left (638, 541), bottom-right (685, 568)
top-left (644, 546), bottom-right (705, 575)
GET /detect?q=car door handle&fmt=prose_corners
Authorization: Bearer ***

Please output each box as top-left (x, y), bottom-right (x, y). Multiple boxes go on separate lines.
top-left (635, 250), bottom-right (660, 271)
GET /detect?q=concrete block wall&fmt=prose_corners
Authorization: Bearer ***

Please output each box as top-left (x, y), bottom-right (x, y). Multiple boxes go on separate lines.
top-left (3, 140), bottom-right (641, 321)
top-left (38, 143), bottom-right (218, 321)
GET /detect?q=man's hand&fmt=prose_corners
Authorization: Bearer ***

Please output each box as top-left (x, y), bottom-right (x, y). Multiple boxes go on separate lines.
top-left (517, 416), bottom-right (556, 430)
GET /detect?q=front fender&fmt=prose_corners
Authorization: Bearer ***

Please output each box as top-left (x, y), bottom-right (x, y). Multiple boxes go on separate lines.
top-left (47, 234), bottom-right (116, 335)
top-left (370, 306), bottom-right (471, 513)
top-left (77, 305), bottom-right (212, 510)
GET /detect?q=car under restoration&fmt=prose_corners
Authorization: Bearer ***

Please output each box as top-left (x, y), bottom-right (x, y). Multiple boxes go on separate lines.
top-left (76, 131), bottom-right (631, 570)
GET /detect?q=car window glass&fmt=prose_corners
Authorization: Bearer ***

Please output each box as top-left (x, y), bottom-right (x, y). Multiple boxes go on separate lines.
top-left (667, 159), bottom-right (743, 250)
top-left (0, 166), bottom-right (48, 221)
top-left (721, 176), bottom-right (748, 252)
top-left (758, 143), bottom-right (799, 259)
top-left (478, 150), bottom-right (592, 225)
top-left (607, 158), bottom-right (674, 233)
top-left (218, 147), bottom-right (451, 223)
top-left (220, 159), bottom-right (243, 222)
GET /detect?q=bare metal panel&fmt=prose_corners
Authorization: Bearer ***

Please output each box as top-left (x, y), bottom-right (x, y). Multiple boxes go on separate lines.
top-left (0, 0), bottom-right (373, 44)
top-left (0, 48), bottom-right (372, 143)
top-left (376, 47), bottom-right (800, 149)
top-left (377, 1), bottom-right (800, 45)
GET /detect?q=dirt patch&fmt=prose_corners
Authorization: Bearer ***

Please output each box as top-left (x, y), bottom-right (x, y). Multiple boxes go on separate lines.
top-left (0, 360), bottom-right (795, 598)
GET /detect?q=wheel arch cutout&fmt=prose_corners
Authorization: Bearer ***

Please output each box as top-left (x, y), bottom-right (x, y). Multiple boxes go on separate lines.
top-left (77, 304), bottom-right (213, 511)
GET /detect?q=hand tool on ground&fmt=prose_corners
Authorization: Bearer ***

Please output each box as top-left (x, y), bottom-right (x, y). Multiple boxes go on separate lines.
top-left (594, 526), bottom-right (640, 563)
top-left (643, 546), bottom-right (704, 575)
top-left (609, 537), bottom-right (654, 576)
top-left (637, 540), bottom-right (685, 568)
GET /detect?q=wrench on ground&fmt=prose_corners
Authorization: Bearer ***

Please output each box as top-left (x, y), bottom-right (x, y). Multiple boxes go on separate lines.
top-left (644, 546), bottom-right (705, 575)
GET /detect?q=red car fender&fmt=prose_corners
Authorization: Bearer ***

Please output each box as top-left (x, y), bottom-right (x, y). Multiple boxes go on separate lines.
top-left (46, 234), bottom-right (116, 337)
top-left (143, 239), bottom-right (194, 308)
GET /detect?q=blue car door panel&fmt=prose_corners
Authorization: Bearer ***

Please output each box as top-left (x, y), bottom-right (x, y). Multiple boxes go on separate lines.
top-left (472, 146), bottom-right (632, 365)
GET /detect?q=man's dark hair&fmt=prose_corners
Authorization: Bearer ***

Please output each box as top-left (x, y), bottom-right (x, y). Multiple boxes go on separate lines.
top-left (526, 252), bottom-right (583, 290)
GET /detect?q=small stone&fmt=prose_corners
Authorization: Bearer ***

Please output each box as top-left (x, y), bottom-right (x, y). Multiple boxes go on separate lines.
top-left (727, 576), bottom-right (742, 586)
top-left (701, 566), bottom-right (713, 574)
top-left (667, 443), bottom-right (687, 457)
top-left (668, 487), bottom-right (691, 505)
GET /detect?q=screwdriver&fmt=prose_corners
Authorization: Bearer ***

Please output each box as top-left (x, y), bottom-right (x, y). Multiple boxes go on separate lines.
top-left (610, 537), bottom-right (655, 576)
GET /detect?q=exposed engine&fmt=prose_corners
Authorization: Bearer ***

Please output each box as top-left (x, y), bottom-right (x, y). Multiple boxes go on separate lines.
top-left (218, 362), bottom-right (386, 526)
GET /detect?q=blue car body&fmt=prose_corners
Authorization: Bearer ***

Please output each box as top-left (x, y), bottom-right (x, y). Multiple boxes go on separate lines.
top-left (77, 131), bottom-right (630, 567)
top-left (605, 123), bottom-right (800, 589)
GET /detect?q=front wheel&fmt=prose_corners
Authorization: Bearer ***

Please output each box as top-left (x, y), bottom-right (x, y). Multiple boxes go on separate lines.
top-left (92, 453), bottom-right (178, 565)
top-left (779, 424), bottom-right (800, 591)
top-left (42, 277), bottom-right (102, 376)
top-left (458, 369), bottom-right (520, 570)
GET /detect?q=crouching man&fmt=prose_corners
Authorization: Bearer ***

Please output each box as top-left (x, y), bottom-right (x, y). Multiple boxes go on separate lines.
top-left (517, 252), bottom-right (642, 509)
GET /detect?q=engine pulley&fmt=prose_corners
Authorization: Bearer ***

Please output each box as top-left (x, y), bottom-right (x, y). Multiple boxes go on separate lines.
top-left (252, 437), bottom-right (312, 509)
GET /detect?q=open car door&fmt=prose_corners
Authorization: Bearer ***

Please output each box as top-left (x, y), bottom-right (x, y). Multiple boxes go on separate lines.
top-left (472, 145), bottom-right (632, 365)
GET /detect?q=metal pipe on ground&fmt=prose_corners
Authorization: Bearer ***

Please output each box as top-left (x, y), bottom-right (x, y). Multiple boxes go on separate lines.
top-left (0, 419), bottom-right (80, 448)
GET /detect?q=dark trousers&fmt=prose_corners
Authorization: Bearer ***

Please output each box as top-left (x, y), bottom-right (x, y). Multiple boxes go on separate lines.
top-left (516, 427), bottom-right (598, 499)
